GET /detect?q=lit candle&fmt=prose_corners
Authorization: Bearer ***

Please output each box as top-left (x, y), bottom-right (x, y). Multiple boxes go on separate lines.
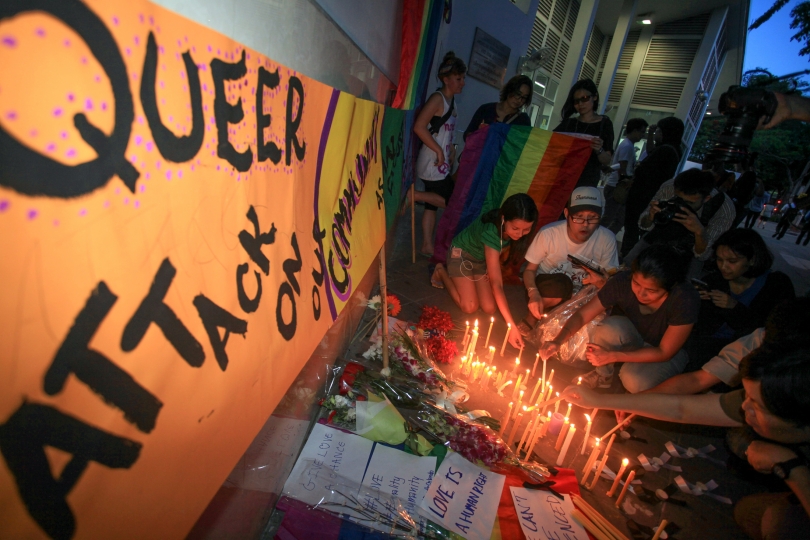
top-left (577, 376), bottom-right (582, 385)
top-left (462, 321), bottom-right (470, 348)
top-left (483, 369), bottom-right (492, 389)
top-left (588, 433), bottom-right (616, 490)
top-left (526, 415), bottom-right (545, 458)
top-left (547, 369), bottom-right (555, 389)
top-left (518, 344), bottom-right (524, 363)
top-left (466, 327), bottom-right (479, 357)
top-left (565, 402), bottom-right (572, 420)
top-left (488, 346), bottom-right (495, 362)
top-left (556, 423), bottom-right (577, 466)
top-left (554, 393), bottom-right (561, 413)
top-left (513, 371), bottom-right (524, 400)
top-left (518, 410), bottom-right (539, 453)
top-left (513, 357), bottom-right (521, 377)
top-left (497, 379), bottom-right (513, 395)
top-left (581, 438), bottom-right (601, 485)
top-left (540, 411), bottom-right (552, 438)
top-left (580, 414), bottom-right (593, 455)
top-left (507, 410), bottom-right (525, 447)
top-left (498, 402), bottom-right (513, 436)
top-left (484, 317), bottom-right (494, 349)
top-left (607, 458), bottom-right (629, 497)
top-left (514, 390), bottom-right (525, 418)
top-left (532, 352), bottom-right (541, 377)
top-left (500, 323), bottom-right (511, 356)
top-left (555, 417), bottom-right (570, 451)
top-left (615, 470), bottom-right (635, 508)
top-left (529, 377), bottom-right (543, 403)
top-left (468, 361), bottom-right (478, 382)
top-left (541, 385), bottom-right (552, 414)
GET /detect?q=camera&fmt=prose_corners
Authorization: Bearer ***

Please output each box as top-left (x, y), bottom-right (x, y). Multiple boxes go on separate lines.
top-left (654, 196), bottom-right (688, 225)
top-left (704, 86), bottom-right (778, 165)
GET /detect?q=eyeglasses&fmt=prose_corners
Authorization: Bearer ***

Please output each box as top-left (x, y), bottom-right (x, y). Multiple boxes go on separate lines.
top-left (511, 92), bottom-right (530, 102)
top-left (573, 94), bottom-right (593, 104)
top-left (569, 216), bottom-right (600, 224)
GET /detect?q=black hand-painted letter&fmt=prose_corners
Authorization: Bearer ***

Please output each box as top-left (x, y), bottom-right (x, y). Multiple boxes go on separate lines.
top-left (236, 263), bottom-right (262, 313)
top-left (211, 50), bottom-right (253, 172)
top-left (0, 402), bottom-right (141, 540)
top-left (256, 66), bottom-right (282, 164)
top-left (44, 282), bottom-right (163, 433)
top-left (140, 32), bottom-right (204, 162)
top-left (238, 205), bottom-right (276, 275)
top-left (0, 0), bottom-right (138, 198)
top-left (277, 233), bottom-right (302, 340)
top-left (121, 258), bottom-right (205, 367)
top-left (193, 295), bottom-right (247, 371)
top-left (285, 76), bottom-right (306, 166)
top-left (311, 220), bottom-right (326, 321)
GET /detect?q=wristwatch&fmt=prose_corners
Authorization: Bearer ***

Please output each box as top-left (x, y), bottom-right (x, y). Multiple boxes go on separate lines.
top-left (772, 457), bottom-right (805, 480)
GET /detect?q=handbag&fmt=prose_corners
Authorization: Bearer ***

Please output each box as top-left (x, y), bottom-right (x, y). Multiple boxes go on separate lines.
top-left (611, 178), bottom-right (632, 204)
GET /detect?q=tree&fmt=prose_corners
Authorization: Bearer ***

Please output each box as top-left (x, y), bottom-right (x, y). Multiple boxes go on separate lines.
top-left (750, 1), bottom-right (810, 60)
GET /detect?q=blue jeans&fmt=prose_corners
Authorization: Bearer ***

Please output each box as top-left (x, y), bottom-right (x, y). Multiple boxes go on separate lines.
top-left (590, 316), bottom-right (689, 393)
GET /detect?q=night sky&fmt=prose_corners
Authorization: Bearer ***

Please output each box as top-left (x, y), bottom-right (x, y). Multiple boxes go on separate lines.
top-left (744, 0), bottom-right (810, 84)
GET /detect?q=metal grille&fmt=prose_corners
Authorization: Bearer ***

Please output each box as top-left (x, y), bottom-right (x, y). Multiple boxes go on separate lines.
top-left (554, 40), bottom-right (569, 79)
top-left (565, 0), bottom-right (579, 40)
top-left (600, 35), bottom-right (612, 69)
top-left (654, 12), bottom-right (710, 35)
top-left (538, 0), bottom-right (553, 19)
top-left (529, 17), bottom-right (547, 54)
top-left (618, 30), bottom-right (640, 70)
top-left (551, 0), bottom-right (568, 32)
top-left (544, 29), bottom-right (561, 59)
top-left (688, 92), bottom-right (704, 125)
top-left (608, 73), bottom-right (627, 103)
top-left (632, 74), bottom-right (687, 109)
top-left (580, 62), bottom-right (595, 81)
top-left (586, 26), bottom-right (604, 66)
top-left (642, 38), bottom-right (701, 73)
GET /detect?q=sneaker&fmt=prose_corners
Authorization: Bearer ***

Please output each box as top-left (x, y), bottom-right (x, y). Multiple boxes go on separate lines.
top-left (577, 369), bottom-right (612, 389)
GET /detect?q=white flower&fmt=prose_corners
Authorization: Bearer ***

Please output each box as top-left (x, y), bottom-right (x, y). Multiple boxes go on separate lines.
top-left (367, 295), bottom-right (381, 308)
top-left (333, 395), bottom-right (352, 408)
top-left (346, 408), bottom-right (357, 421)
top-left (380, 367), bottom-right (391, 377)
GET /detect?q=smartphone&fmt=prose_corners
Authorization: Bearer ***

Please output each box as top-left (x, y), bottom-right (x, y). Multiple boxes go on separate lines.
top-left (691, 278), bottom-right (710, 292)
top-left (567, 254), bottom-right (603, 275)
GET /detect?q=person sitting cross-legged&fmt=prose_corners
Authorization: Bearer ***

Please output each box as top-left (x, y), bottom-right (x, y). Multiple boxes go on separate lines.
top-left (519, 186), bottom-right (619, 335)
top-left (538, 244), bottom-right (699, 392)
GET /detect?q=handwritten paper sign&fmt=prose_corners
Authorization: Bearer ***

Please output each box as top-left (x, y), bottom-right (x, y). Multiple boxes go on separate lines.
top-left (361, 444), bottom-right (436, 529)
top-left (418, 451), bottom-right (505, 540)
top-left (509, 487), bottom-right (587, 540)
top-left (282, 423), bottom-right (373, 506)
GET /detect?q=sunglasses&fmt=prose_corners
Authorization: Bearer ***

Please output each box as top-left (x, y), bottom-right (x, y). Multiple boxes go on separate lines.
top-left (573, 94), bottom-right (594, 104)
top-left (511, 92), bottom-right (530, 102)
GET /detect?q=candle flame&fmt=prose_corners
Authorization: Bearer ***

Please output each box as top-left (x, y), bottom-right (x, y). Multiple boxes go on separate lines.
top-left (466, 321), bottom-right (469, 326)
top-left (596, 438), bottom-right (601, 444)
top-left (523, 405), bottom-right (528, 411)
top-left (474, 319), bottom-right (479, 327)
top-left (507, 323), bottom-right (511, 328)
top-left (556, 392), bottom-right (560, 397)
top-left (577, 377), bottom-right (582, 385)
top-left (519, 390), bottom-right (524, 397)
top-left (564, 417), bottom-right (569, 421)
top-left (571, 424), bottom-right (575, 429)
top-left (491, 316), bottom-right (495, 322)
top-left (547, 411), bottom-right (552, 418)
top-left (622, 458), bottom-right (629, 465)
top-left (585, 414), bottom-right (592, 422)
top-left (515, 358), bottom-right (520, 365)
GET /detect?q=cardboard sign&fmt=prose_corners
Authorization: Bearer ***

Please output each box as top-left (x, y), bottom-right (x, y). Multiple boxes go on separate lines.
top-left (509, 488), bottom-right (588, 540)
top-left (418, 451), bottom-right (505, 540)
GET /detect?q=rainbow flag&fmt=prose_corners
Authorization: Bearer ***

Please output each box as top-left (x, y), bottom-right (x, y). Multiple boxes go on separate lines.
top-left (432, 124), bottom-right (592, 265)
top-left (392, 0), bottom-right (444, 109)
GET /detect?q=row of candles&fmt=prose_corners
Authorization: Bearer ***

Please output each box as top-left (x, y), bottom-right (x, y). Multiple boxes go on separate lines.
top-left (460, 317), bottom-right (518, 359)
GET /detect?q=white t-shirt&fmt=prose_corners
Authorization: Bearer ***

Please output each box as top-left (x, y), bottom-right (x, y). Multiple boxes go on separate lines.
top-left (524, 221), bottom-right (620, 290)
top-left (415, 92), bottom-right (457, 181)
top-left (606, 137), bottom-right (637, 187)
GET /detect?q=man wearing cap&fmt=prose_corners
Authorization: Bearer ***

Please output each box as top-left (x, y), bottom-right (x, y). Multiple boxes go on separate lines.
top-left (520, 187), bottom-right (619, 334)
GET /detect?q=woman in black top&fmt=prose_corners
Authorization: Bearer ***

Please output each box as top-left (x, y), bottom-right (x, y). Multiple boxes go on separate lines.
top-left (552, 79), bottom-right (614, 188)
top-left (621, 116), bottom-right (684, 257)
top-left (689, 228), bottom-right (795, 369)
top-left (463, 75), bottom-right (532, 140)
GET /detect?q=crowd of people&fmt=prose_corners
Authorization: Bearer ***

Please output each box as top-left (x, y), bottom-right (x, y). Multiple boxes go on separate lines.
top-left (409, 55), bottom-right (810, 539)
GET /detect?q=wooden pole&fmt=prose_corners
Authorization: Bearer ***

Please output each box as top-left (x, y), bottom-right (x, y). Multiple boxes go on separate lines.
top-left (379, 244), bottom-right (389, 372)
top-left (410, 184), bottom-right (416, 263)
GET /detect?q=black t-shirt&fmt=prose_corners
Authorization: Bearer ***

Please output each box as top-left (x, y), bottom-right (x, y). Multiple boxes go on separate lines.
top-left (463, 102), bottom-right (531, 140)
top-left (553, 116), bottom-right (614, 188)
top-left (597, 270), bottom-right (700, 346)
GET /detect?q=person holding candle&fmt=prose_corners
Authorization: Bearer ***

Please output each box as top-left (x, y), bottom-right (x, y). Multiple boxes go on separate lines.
top-left (520, 187), bottom-right (619, 336)
top-left (432, 194), bottom-right (538, 349)
top-left (560, 343), bottom-right (810, 539)
top-left (539, 244), bottom-right (699, 392)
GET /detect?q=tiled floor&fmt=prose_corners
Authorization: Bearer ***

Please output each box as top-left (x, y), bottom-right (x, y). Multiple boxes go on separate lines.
top-left (373, 205), bottom-right (797, 539)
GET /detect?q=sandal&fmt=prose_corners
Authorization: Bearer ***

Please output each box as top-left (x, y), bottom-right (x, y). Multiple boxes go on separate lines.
top-left (429, 263), bottom-right (445, 289)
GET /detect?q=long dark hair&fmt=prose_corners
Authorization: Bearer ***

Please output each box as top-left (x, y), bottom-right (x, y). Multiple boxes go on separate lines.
top-left (500, 75), bottom-right (533, 108)
top-left (560, 79), bottom-right (599, 120)
top-left (712, 228), bottom-right (774, 278)
top-left (481, 193), bottom-right (538, 264)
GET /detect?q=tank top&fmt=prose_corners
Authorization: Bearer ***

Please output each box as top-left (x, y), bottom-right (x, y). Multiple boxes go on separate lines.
top-left (416, 92), bottom-right (457, 181)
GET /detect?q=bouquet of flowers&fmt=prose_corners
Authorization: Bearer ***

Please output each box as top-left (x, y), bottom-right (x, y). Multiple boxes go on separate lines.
top-left (417, 306), bottom-right (454, 336)
top-left (319, 393), bottom-right (360, 430)
top-left (351, 293), bottom-right (403, 348)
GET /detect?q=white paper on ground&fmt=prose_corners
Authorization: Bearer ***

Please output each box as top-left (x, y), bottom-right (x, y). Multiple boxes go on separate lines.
top-left (509, 488), bottom-right (587, 540)
top-left (360, 445), bottom-right (437, 530)
top-left (225, 416), bottom-right (310, 492)
top-left (418, 451), bottom-right (506, 540)
top-left (674, 475), bottom-right (732, 504)
top-left (282, 423), bottom-right (374, 506)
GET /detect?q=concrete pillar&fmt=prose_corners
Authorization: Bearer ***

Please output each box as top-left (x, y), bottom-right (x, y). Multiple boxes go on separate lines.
top-left (597, 0), bottom-right (638, 141)
top-left (610, 24), bottom-right (653, 137)
top-left (551, 0), bottom-right (599, 120)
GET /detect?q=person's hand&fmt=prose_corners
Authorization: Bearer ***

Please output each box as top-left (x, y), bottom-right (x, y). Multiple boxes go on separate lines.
top-left (527, 290), bottom-right (544, 319)
top-left (757, 91), bottom-right (790, 130)
top-left (698, 289), bottom-right (712, 301)
top-left (539, 340), bottom-right (559, 361)
top-left (560, 384), bottom-right (603, 409)
top-left (708, 290), bottom-right (737, 309)
top-left (673, 205), bottom-right (705, 235)
top-left (581, 265), bottom-right (607, 288)
top-left (434, 148), bottom-right (445, 169)
top-left (590, 137), bottom-right (604, 153)
top-left (585, 343), bottom-right (614, 367)
top-left (648, 200), bottom-right (662, 220)
top-left (508, 326), bottom-right (524, 350)
top-left (746, 440), bottom-right (798, 474)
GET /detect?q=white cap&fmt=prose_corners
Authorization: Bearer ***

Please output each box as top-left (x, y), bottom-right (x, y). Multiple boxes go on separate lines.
top-left (568, 187), bottom-right (604, 216)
